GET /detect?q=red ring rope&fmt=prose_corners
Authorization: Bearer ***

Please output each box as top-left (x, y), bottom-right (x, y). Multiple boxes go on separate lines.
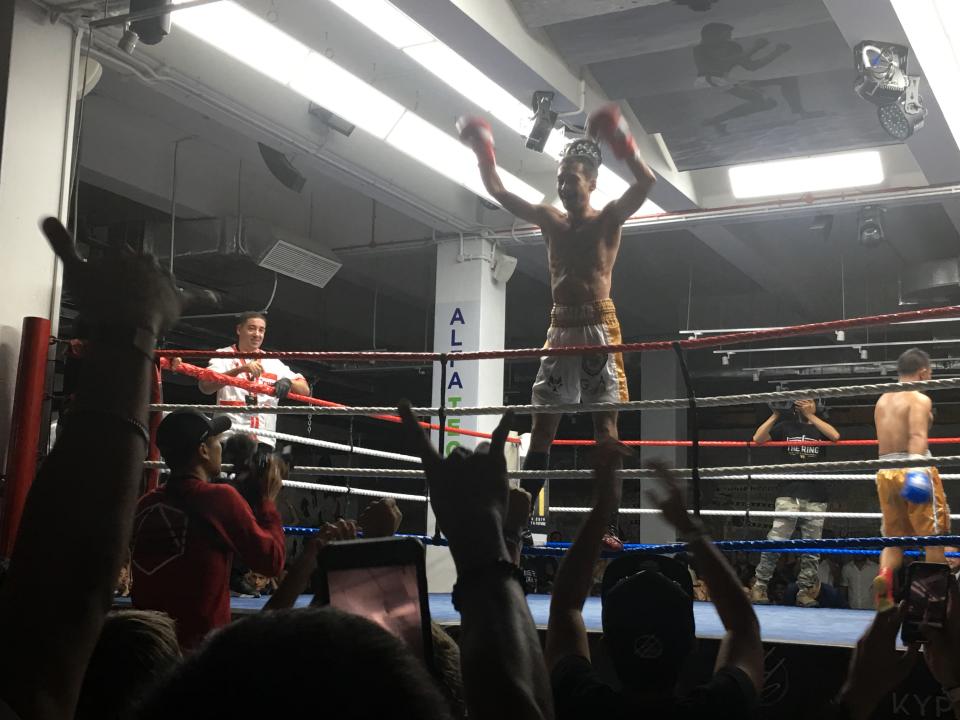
top-left (160, 358), bottom-right (511, 442)
top-left (154, 303), bottom-right (960, 363)
top-left (554, 438), bottom-right (960, 447)
top-left (160, 360), bottom-right (960, 450)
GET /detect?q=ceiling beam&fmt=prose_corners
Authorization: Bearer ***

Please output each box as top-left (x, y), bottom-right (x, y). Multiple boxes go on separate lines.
top-left (821, 0), bottom-right (960, 237)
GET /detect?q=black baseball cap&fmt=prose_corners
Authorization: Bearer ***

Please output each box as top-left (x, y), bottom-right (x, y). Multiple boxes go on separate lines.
top-left (600, 555), bottom-right (695, 692)
top-left (156, 409), bottom-right (231, 466)
top-left (601, 553), bottom-right (694, 600)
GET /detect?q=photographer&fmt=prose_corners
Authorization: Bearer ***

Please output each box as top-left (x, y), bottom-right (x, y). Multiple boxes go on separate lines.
top-left (750, 399), bottom-right (840, 607)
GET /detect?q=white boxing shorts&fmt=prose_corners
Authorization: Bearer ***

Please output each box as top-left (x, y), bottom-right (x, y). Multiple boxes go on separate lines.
top-left (531, 299), bottom-right (628, 406)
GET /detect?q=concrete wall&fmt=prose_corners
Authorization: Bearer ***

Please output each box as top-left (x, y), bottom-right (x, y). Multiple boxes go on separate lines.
top-left (0, 2), bottom-right (77, 471)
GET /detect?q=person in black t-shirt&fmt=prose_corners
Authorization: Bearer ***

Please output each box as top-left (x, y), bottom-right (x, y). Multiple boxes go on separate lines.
top-left (545, 448), bottom-right (761, 719)
top-left (749, 399), bottom-right (840, 607)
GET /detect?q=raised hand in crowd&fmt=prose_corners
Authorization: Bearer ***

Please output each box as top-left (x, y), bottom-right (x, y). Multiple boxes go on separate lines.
top-left (546, 439), bottom-right (631, 669)
top-left (646, 461), bottom-right (764, 694)
top-left (360, 497), bottom-right (404, 538)
top-left (830, 604), bottom-right (919, 719)
top-left (923, 577), bottom-right (960, 720)
top-left (264, 519), bottom-right (358, 612)
top-left (399, 401), bottom-right (553, 720)
top-left (0, 218), bottom-right (182, 720)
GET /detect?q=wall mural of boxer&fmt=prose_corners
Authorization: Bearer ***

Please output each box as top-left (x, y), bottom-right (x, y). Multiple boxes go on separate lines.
top-left (512, 0), bottom-right (898, 170)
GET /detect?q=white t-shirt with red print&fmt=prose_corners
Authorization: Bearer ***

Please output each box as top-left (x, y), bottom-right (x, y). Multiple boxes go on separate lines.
top-left (208, 345), bottom-right (304, 447)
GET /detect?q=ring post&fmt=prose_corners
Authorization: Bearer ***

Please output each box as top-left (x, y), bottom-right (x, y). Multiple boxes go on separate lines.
top-left (0, 317), bottom-right (52, 557)
top-left (145, 363), bottom-right (162, 491)
top-left (672, 342), bottom-right (701, 516)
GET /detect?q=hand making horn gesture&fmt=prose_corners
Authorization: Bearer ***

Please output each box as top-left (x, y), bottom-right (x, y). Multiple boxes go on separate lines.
top-left (41, 216), bottom-right (194, 343)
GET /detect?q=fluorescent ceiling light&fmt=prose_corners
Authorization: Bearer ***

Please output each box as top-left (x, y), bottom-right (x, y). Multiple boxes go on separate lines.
top-left (403, 42), bottom-right (530, 134)
top-left (728, 150), bottom-right (884, 199)
top-left (325, 0), bottom-right (660, 214)
top-left (386, 113), bottom-right (542, 204)
top-left (892, 0), bottom-right (960, 153)
top-left (290, 52), bottom-right (404, 139)
top-left (172, 2), bottom-right (542, 206)
top-left (172, 2), bottom-right (309, 84)
top-left (326, 0), bottom-right (433, 48)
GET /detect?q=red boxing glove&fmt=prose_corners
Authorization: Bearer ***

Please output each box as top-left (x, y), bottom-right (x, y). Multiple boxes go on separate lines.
top-left (456, 115), bottom-right (496, 167)
top-left (587, 104), bottom-right (637, 160)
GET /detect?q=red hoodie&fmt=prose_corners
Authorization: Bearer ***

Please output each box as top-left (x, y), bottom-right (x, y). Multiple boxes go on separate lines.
top-left (130, 476), bottom-right (285, 649)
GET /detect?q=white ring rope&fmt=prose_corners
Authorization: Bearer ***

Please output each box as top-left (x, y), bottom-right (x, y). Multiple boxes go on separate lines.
top-left (250, 428), bottom-right (421, 464)
top-left (551, 507), bottom-right (960, 520)
top-left (150, 376), bottom-right (960, 418)
top-left (280, 479), bottom-right (427, 502)
top-left (712, 473), bottom-right (960, 481)
top-left (144, 454), bottom-right (960, 478)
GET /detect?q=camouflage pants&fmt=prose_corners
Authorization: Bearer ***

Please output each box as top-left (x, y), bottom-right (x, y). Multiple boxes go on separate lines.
top-left (754, 496), bottom-right (828, 591)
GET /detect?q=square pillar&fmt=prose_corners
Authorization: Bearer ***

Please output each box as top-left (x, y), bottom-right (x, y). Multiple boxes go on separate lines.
top-left (427, 237), bottom-right (507, 590)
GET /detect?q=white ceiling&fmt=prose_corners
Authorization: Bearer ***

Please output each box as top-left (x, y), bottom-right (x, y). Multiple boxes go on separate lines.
top-left (35, 0), bottom-right (960, 367)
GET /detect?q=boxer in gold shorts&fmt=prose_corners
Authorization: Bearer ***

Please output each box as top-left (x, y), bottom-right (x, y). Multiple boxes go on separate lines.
top-left (873, 348), bottom-right (950, 608)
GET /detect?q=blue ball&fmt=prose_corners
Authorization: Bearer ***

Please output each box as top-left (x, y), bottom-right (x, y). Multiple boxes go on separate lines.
top-left (901, 469), bottom-right (933, 504)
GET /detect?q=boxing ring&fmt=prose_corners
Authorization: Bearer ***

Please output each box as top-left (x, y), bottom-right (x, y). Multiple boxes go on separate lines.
top-left (11, 303), bottom-right (960, 654)
top-left (138, 303), bottom-right (960, 549)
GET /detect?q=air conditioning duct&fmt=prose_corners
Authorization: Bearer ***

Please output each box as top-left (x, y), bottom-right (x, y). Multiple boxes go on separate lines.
top-left (144, 216), bottom-right (342, 288)
top-left (900, 257), bottom-right (960, 304)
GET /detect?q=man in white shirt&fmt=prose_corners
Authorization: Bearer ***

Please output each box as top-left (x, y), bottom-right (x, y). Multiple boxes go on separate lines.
top-left (841, 556), bottom-right (880, 610)
top-left (198, 311), bottom-right (310, 449)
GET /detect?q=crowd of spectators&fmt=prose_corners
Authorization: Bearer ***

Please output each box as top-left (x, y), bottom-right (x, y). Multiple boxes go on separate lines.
top-left (2, 222), bottom-right (960, 720)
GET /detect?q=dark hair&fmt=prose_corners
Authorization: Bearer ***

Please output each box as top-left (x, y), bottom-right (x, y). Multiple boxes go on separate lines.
top-left (701, 22), bottom-right (733, 41)
top-left (160, 448), bottom-right (197, 473)
top-left (137, 608), bottom-right (452, 720)
top-left (222, 433), bottom-right (257, 467)
top-left (237, 311), bottom-right (266, 326)
top-left (76, 610), bottom-right (181, 720)
top-left (897, 348), bottom-right (931, 376)
top-left (601, 571), bottom-right (695, 693)
top-left (561, 139), bottom-right (601, 179)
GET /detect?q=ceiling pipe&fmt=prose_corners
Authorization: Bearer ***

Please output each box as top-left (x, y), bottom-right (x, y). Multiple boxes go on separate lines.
top-left (493, 181), bottom-right (960, 246)
top-left (335, 181), bottom-right (960, 257)
top-left (72, 10), bottom-right (960, 255)
top-left (88, 0), bottom-right (221, 29)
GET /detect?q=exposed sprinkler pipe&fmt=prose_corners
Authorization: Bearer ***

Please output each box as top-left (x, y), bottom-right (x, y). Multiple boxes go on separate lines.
top-left (169, 135), bottom-right (196, 274)
top-left (88, 0), bottom-right (222, 28)
top-left (557, 77), bottom-right (586, 117)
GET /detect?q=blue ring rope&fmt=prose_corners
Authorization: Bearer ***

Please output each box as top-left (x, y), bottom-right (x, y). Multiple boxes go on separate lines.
top-left (282, 526), bottom-right (960, 558)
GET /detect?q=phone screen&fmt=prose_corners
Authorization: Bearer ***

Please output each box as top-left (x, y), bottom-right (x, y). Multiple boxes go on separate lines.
top-left (326, 564), bottom-right (425, 660)
top-left (902, 563), bottom-right (949, 643)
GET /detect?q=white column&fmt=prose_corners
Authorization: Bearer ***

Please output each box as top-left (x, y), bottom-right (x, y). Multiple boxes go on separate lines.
top-left (426, 237), bottom-right (507, 590)
top-left (0, 3), bottom-right (79, 472)
top-left (638, 351), bottom-right (684, 544)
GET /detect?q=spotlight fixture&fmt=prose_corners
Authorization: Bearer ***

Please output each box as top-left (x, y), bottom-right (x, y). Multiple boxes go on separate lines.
top-left (118, 25), bottom-right (139, 54)
top-left (308, 102), bottom-right (356, 137)
top-left (491, 248), bottom-right (518, 284)
top-left (525, 91), bottom-right (557, 153)
top-left (854, 40), bottom-right (926, 139)
top-left (130, 0), bottom-right (172, 46)
top-left (877, 76), bottom-right (926, 140)
top-left (858, 205), bottom-right (886, 248)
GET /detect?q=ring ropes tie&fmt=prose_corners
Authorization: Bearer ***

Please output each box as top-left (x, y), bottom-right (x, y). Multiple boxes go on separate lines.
top-left (672, 342), bottom-right (701, 516)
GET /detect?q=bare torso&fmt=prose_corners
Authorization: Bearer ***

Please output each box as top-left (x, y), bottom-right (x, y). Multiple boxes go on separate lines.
top-left (875, 390), bottom-right (933, 456)
top-left (542, 209), bottom-right (622, 305)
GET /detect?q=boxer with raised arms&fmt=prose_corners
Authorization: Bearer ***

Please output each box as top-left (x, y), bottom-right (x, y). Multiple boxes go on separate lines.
top-left (458, 104), bottom-right (657, 548)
